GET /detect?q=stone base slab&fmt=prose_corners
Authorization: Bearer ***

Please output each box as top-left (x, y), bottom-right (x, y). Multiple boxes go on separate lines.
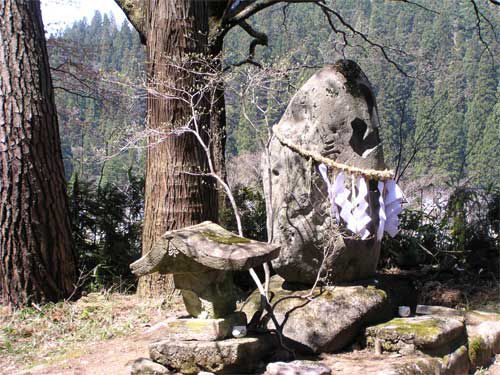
top-left (157, 312), bottom-right (247, 341)
top-left (149, 334), bottom-right (277, 374)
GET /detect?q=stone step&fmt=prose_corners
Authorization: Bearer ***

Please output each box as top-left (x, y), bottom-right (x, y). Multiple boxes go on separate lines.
top-left (146, 312), bottom-right (247, 341)
top-left (149, 334), bottom-right (277, 374)
top-left (365, 315), bottom-right (466, 356)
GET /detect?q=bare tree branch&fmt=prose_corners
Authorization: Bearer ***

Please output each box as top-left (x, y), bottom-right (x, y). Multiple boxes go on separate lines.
top-left (113, 0), bottom-right (147, 43)
top-left (470, 0), bottom-right (498, 62)
top-left (388, 0), bottom-right (439, 14)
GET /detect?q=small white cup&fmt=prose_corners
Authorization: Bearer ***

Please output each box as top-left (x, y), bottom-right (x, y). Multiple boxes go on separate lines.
top-left (232, 325), bottom-right (247, 338)
top-left (398, 306), bottom-right (411, 317)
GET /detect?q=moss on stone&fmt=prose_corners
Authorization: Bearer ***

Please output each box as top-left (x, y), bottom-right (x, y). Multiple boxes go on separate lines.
top-left (373, 318), bottom-right (441, 341)
top-left (201, 230), bottom-right (251, 245)
top-left (468, 336), bottom-right (488, 366)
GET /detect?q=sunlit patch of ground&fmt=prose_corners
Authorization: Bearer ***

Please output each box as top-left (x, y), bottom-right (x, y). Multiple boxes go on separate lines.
top-left (0, 292), bottom-right (182, 374)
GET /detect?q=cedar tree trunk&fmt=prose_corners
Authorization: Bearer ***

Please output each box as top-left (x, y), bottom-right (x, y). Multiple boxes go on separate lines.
top-left (122, 0), bottom-right (221, 296)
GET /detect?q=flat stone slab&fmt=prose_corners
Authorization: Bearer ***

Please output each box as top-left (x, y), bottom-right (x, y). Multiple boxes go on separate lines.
top-left (366, 316), bottom-right (466, 355)
top-left (131, 221), bottom-right (280, 275)
top-left (320, 349), bottom-right (443, 375)
top-left (416, 304), bottom-right (465, 321)
top-left (265, 360), bottom-right (332, 375)
top-left (155, 312), bottom-right (246, 341)
top-left (241, 275), bottom-right (391, 354)
top-left (149, 335), bottom-right (276, 374)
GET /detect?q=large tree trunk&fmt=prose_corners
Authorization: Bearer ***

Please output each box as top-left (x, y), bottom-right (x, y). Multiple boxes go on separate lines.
top-left (137, 0), bottom-right (219, 296)
top-left (0, 0), bottom-right (77, 307)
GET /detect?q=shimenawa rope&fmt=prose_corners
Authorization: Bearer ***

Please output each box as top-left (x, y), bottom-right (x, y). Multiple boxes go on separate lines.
top-left (273, 130), bottom-right (394, 180)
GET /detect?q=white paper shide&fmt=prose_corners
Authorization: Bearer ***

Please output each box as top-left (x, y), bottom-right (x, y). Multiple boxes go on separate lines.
top-left (318, 164), bottom-right (404, 240)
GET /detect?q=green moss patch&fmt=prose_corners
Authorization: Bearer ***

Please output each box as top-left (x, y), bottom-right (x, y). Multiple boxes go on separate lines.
top-left (201, 230), bottom-right (251, 245)
top-left (372, 317), bottom-right (442, 341)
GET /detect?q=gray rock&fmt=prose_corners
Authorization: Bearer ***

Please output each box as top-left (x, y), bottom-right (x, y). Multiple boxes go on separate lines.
top-left (265, 360), bottom-right (331, 375)
top-left (263, 60), bottom-right (386, 284)
top-left (149, 335), bottom-right (276, 374)
top-left (365, 316), bottom-right (466, 356)
top-left (129, 358), bottom-right (171, 375)
top-left (467, 320), bottom-right (500, 369)
top-left (173, 270), bottom-right (237, 318)
top-left (241, 275), bottom-right (391, 353)
top-left (154, 312), bottom-right (247, 341)
top-left (441, 345), bottom-right (470, 375)
top-left (416, 304), bottom-right (465, 321)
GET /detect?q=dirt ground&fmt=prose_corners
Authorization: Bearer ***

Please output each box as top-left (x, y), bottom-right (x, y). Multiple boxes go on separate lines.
top-left (1, 272), bottom-right (498, 375)
top-left (13, 325), bottom-right (167, 375)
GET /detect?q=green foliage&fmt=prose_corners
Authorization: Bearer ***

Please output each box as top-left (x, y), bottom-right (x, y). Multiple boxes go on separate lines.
top-left (220, 186), bottom-right (267, 242)
top-left (223, 0), bottom-right (499, 188)
top-left (381, 186), bottom-right (499, 273)
top-left (68, 172), bottom-right (144, 291)
top-left (49, 12), bottom-right (146, 186)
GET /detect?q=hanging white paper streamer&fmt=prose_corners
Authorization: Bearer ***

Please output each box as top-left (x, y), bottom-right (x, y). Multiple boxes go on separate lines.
top-left (333, 172), bottom-right (353, 225)
top-left (318, 164), bottom-right (339, 221)
top-left (348, 177), bottom-right (371, 239)
top-left (317, 166), bottom-right (404, 240)
top-left (377, 181), bottom-right (386, 241)
top-left (383, 179), bottom-right (404, 237)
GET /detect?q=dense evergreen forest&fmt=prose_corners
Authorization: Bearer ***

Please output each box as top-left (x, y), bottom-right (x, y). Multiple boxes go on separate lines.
top-left (50, 1), bottom-right (499, 188)
top-left (47, 0), bottom-right (499, 285)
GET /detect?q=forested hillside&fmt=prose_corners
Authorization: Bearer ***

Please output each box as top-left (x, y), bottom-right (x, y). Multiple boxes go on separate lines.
top-left (50, 1), bottom-right (498, 189)
top-left (45, 1), bottom-right (498, 284)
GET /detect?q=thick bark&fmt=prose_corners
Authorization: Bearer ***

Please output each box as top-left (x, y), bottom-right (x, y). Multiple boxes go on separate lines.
top-left (137, 0), bottom-right (219, 296)
top-left (0, 0), bottom-right (77, 306)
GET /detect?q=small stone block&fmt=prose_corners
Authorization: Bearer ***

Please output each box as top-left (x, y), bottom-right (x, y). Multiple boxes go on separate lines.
top-left (161, 312), bottom-right (247, 341)
top-left (416, 305), bottom-right (464, 321)
top-left (149, 335), bottom-right (276, 374)
top-left (266, 360), bottom-right (332, 375)
top-left (365, 316), bottom-right (465, 355)
top-left (129, 358), bottom-right (171, 375)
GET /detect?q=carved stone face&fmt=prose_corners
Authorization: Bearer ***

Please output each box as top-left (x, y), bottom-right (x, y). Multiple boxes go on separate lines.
top-left (263, 60), bottom-right (386, 284)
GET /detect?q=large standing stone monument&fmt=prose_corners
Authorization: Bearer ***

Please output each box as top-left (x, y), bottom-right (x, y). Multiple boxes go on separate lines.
top-left (263, 60), bottom-right (386, 284)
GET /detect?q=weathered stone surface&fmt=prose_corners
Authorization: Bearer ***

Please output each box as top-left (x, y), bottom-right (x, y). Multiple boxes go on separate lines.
top-left (320, 349), bottom-right (443, 375)
top-left (265, 360), bottom-right (332, 375)
top-left (467, 321), bottom-right (500, 369)
top-left (465, 310), bottom-right (500, 326)
top-left (154, 312), bottom-right (247, 341)
top-left (129, 358), bottom-right (171, 375)
top-left (241, 275), bottom-right (391, 353)
top-left (263, 60), bottom-right (386, 284)
top-left (416, 305), bottom-right (464, 321)
top-left (406, 306), bottom-right (500, 372)
top-left (149, 335), bottom-right (276, 374)
top-left (173, 270), bottom-right (237, 318)
top-left (441, 345), bottom-right (470, 375)
top-left (130, 221), bottom-right (280, 276)
top-left (365, 316), bottom-right (466, 356)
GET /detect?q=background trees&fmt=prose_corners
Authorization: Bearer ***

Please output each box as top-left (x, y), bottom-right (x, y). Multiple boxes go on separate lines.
top-left (0, 0), bottom-right (77, 307)
top-left (44, 0), bottom-right (498, 292)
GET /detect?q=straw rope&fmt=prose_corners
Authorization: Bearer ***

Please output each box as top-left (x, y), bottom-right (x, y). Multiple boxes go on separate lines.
top-left (273, 130), bottom-right (395, 180)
